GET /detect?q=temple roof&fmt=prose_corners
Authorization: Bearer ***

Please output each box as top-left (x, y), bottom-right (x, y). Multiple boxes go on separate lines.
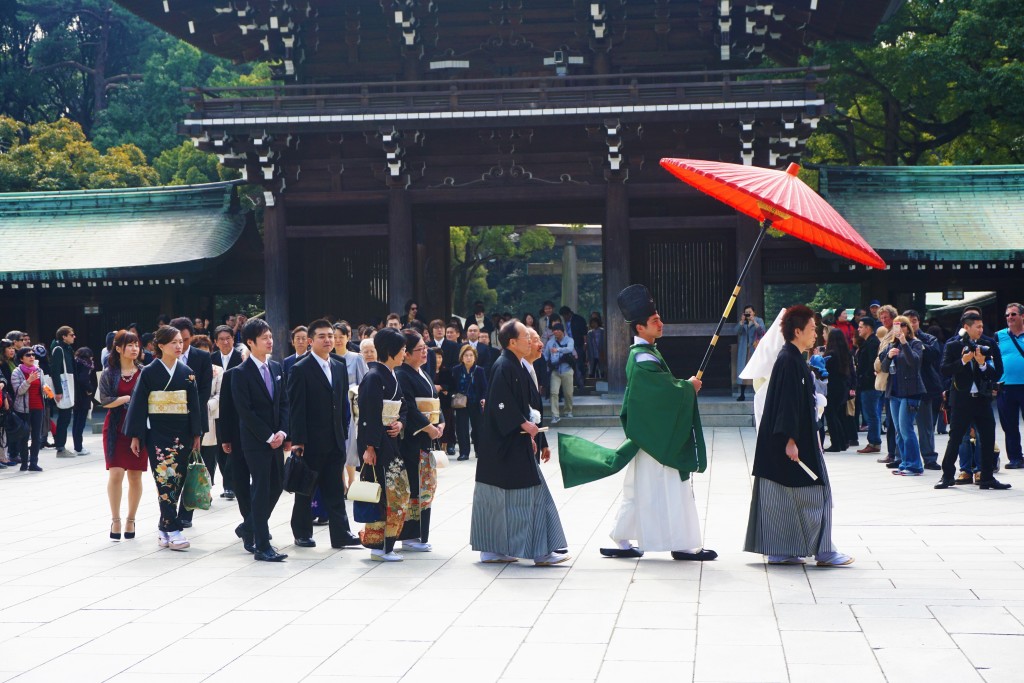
top-left (0, 181), bottom-right (245, 284)
top-left (817, 165), bottom-right (1024, 262)
top-left (114, 0), bottom-right (903, 82)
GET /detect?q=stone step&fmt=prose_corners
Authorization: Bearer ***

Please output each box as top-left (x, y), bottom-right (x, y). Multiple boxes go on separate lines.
top-left (544, 397), bottom-right (754, 418)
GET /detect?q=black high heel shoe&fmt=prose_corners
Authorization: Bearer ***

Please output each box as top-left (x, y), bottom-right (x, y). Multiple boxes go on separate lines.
top-left (124, 518), bottom-right (136, 540)
top-left (110, 518), bottom-right (122, 541)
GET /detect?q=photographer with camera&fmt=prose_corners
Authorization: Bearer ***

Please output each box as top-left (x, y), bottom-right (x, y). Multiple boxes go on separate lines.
top-left (879, 317), bottom-right (926, 474)
top-left (544, 323), bottom-right (576, 424)
top-left (935, 312), bottom-right (1009, 490)
top-left (736, 306), bottom-right (765, 401)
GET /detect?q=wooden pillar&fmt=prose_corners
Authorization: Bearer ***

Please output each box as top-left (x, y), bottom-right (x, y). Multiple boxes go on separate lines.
top-left (736, 216), bottom-right (765, 317)
top-left (561, 241), bottom-right (579, 312)
top-left (263, 198), bottom-right (290, 361)
top-left (25, 289), bottom-right (40, 342)
top-left (604, 181), bottom-right (630, 393)
top-left (388, 188), bottom-right (415, 314)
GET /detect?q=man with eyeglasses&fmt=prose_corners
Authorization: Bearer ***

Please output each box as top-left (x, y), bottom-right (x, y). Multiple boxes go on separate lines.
top-left (998, 303), bottom-right (1024, 469)
top-left (49, 325), bottom-right (78, 457)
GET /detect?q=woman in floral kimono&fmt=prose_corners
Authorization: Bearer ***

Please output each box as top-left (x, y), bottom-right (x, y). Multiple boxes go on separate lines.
top-left (395, 330), bottom-right (444, 552)
top-left (356, 327), bottom-right (411, 562)
top-left (124, 325), bottom-right (201, 551)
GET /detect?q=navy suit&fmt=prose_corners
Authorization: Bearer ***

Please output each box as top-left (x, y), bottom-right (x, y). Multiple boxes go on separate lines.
top-left (231, 357), bottom-right (289, 551)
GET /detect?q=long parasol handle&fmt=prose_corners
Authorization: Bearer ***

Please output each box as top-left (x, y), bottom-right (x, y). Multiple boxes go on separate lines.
top-left (695, 219), bottom-right (772, 380)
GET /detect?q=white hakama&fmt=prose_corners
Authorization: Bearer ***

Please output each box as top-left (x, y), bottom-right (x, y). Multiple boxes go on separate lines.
top-left (610, 449), bottom-right (703, 552)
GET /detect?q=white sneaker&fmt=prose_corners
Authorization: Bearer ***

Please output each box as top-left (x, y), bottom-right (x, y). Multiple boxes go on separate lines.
top-left (167, 530), bottom-right (190, 551)
top-left (157, 531), bottom-right (169, 548)
top-left (401, 541), bottom-right (433, 552)
top-left (550, 416), bottom-right (561, 425)
top-left (75, 449), bottom-right (90, 456)
top-left (370, 550), bottom-right (404, 562)
top-left (534, 552), bottom-right (571, 566)
top-left (480, 552), bottom-right (519, 563)
top-left (565, 412), bottom-right (573, 419)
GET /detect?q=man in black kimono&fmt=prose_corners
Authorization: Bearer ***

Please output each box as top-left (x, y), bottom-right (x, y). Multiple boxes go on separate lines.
top-left (232, 318), bottom-right (289, 562)
top-left (469, 320), bottom-right (568, 566)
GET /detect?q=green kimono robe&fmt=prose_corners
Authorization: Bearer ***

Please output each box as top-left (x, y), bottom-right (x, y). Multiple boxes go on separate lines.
top-left (558, 341), bottom-right (706, 488)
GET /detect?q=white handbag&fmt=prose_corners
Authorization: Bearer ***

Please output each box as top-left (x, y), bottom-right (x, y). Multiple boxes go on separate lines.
top-left (348, 467), bottom-right (382, 503)
top-left (431, 448), bottom-right (449, 470)
top-left (52, 347), bottom-right (75, 410)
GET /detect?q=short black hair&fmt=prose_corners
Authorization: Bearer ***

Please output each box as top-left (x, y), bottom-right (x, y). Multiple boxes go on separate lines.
top-left (16, 347), bottom-right (35, 361)
top-left (140, 332), bottom-right (154, 346)
top-left (901, 309), bottom-right (921, 321)
top-left (403, 329), bottom-right (423, 354)
top-left (781, 304), bottom-right (815, 342)
top-left (213, 325), bottom-right (234, 339)
top-left (960, 312), bottom-right (983, 328)
top-left (242, 318), bottom-right (272, 347)
top-left (497, 319), bottom-right (522, 349)
top-left (169, 317), bottom-right (194, 335)
top-left (559, 305), bottom-right (573, 316)
top-left (307, 319), bottom-right (332, 337)
top-left (550, 322), bottom-right (565, 332)
top-left (857, 317), bottom-right (875, 328)
top-left (333, 321), bottom-right (352, 336)
top-left (290, 325), bottom-right (308, 338)
top-left (157, 314), bottom-right (171, 326)
top-left (374, 327), bottom-right (406, 361)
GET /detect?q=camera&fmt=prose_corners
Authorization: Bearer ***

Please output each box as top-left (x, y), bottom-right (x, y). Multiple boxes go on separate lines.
top-left (958, 329), bottom-right (991, 355)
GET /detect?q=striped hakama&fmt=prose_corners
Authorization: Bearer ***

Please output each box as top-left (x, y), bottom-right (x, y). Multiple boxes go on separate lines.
top-left (470, 461), bottom-right (567, 559)
top-left (744, 452), bottom-right (836, 558)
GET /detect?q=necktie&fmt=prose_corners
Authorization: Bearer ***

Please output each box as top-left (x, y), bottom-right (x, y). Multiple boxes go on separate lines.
top-left (261, 363), bottom-right (274, 398)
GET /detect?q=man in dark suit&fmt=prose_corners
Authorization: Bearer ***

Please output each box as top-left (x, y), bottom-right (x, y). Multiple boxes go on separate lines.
top-left (935, 312), bottom-right (1009, 491)
top-left (282, 325), bottom-right (309, 379)
top-left (212, 324), bottom-right (245, 499)
top-left (232, 318), bottom-right (290, 561)
top-left (559, 306), bottom-right (587, 389)
top-left (217, 364), bottom-right (255, 550)
top-left (171, 317), bottom-right (214, 528)
top-left (287, 319), bottom-right (362, 549)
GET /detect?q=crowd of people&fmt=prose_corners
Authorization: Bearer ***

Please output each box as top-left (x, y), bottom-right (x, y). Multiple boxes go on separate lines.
top-left (797, 300), bottom-right (1023, 490)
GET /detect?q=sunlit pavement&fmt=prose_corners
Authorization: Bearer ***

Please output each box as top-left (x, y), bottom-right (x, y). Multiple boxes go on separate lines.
top-left (1, 414), bottom-right (1022, 682)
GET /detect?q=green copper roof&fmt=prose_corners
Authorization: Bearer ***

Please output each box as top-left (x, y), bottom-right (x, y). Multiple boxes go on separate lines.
top-left (0, 181), bottom-right (245, 283)
top-left (817, 165), bottom-right (1024, 262)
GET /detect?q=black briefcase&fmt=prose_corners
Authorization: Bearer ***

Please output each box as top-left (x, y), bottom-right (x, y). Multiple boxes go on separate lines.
top-left (283, 453), bottom-right (319, 497)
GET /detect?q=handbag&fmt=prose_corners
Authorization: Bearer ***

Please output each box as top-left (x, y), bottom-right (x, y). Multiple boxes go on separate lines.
top-left (451, 393), bottom-right (468, 409)
top-left (351, 466), bottom-right (384, 523)
top-left (283, 452), bottom-right (319, 497)
top-left (846, 398), bottom-right (856, 417)
top-left (182, 449), bottom-right (212, 511)
top-left (430, 440), bottom-right (449, 470)
top-left (52, 346), bottom-right (75, 410)
top-left (4, 410), bottom-right (28, 441)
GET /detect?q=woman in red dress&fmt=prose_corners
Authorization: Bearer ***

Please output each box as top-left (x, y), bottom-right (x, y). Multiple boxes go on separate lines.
top-left (99, 330), bottom-right (147, 540)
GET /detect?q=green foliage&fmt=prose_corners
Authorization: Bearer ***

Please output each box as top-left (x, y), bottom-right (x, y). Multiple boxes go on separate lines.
top-left (764, 283), bottom-right (863, 319)
top-left (806, 0), bottom-right (1024, 166)
top-left (0, 116), bottom-right (156, 191)
top-left (450, 226), bottom-right (556, 314)
top-left (153, 140), bottom-right (240, 185)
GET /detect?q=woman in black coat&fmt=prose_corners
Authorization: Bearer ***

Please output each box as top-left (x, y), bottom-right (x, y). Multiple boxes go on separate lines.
top-left (449, 344), bottom-right (488, 461)
top-left (823, 330), bottom-right (853, 452)
top-left (395, 331), bottom-right (445, 551)
top-left (744, 305), bottom-right (853, 567)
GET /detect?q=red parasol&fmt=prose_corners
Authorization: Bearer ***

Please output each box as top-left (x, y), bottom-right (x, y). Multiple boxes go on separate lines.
top-left (659, 158), bottom-right (887, 378)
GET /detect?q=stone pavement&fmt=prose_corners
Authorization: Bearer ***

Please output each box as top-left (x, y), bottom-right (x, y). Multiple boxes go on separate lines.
top-left (1, 417), bottom-right (1023, 683)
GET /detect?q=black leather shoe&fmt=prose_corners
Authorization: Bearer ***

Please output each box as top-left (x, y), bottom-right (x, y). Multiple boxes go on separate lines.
top-left (331, 532), bottom-right (363, 549)
top-left (877, 456), bottom-right (895, 464)
top-left (179, 520), bottom-right (193, 528)
top-left (224, 490), bottom-right (236, 500)
top-left (1006, 463), bottom-right (1024, 469)
top-left (600, 547), bottom-right (644, 558)
top-left (885, 461), bottom-right (899, 469)
top-left (254, 548), bottom-right (287, 562)
top-left (446, 445), bottom-right (456, 456)
top-left (671, 549), bottom-right (718, 561)
top-left (312, 517), bottom-right (330, 526)
top-left (294, 537), bottom-right (316, 548)
top-left (457, 455), bottom-right (469, 461)
top-left (923, 462), bottom-right (942, 471)
top-left (243, 540), bottom-right (256, 553)
top-left (934, 477), bottom-right (956, 489)
top-left (978, 478), bottom-right (1012, 490)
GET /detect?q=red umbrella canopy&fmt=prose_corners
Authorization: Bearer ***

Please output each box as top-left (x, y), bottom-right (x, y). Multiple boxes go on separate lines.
top-left (660, 158), bottom-right (886, 269)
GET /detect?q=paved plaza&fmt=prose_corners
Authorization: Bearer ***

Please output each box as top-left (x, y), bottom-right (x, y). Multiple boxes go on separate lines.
top-left (2, 416), bottom-right (1023, 683)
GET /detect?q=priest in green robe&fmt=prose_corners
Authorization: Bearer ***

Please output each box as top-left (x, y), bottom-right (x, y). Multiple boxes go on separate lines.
top-left (558, 284), bottom-right (717, 561)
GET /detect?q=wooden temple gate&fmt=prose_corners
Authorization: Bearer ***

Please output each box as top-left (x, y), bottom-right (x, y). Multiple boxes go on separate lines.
top-left (116, 0), bottom-right (901, 390)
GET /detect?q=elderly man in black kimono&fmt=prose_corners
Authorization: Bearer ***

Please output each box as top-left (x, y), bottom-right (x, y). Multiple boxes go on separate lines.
top-left (470, 319), bottom-right (569, 566)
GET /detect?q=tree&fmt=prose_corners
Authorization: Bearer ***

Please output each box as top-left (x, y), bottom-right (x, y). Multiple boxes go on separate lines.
top-left (0, 115), bottom-right (157, 191)
top-left (807, 0), bottom-right (1024, 166)
top-left (450, 226), bottom-right (555, 315)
